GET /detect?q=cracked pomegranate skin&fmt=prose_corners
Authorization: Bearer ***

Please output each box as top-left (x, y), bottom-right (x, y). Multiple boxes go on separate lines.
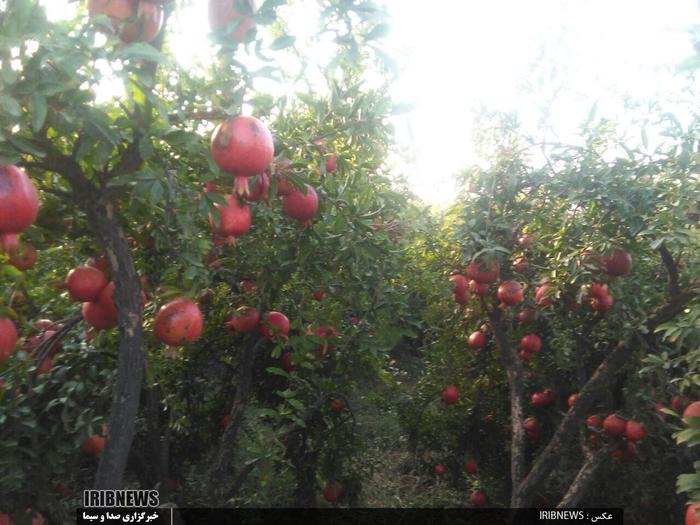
top-left (0, 165), bottom-right (40, 234)
top-left (154, 298), bottom-right (203, 345)
top-left (210, 116), bottom-right (274, 176)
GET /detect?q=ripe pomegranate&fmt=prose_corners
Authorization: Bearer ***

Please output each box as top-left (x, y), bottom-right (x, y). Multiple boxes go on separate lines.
top-left (686, 502), bottom-right (700, 525)
top-left (624, 420), bottom-right (646, 442)
top-left (683, 402), bottom-right (700, 420)
top-left (453, 291), bottom-right (470, 306)
top-left (0, 233), bottom-right (19, 252)
top-left (523, 417), bottom-right (540, 432)
top-left (655, 402), bottom-right (667, 419)
top-left (434, 463), bottom-right (445, 476)
top-left (466, 259), bottom-right (500, 284)
top-left (518, 308), bottom-right (535, 324)
top-left (535, 282), bottom-right (554, 307)
top-left (518, 233), bottom-right (534, 248)
top-left (226, 306), bottom-right (260, 333)
top-left (587, 415), bottom-right (603, 428)
top-left (209, 194), bottom-right (252, 239)
top-left (35, 357), bottom-right (52, 375)
top-left (313, 289), bottom-right (326, 301)
top-left (0, 513), bottom-right (10, 525)
top-left (450, 274), bottom-right (468, 294)
top-left (81, 434), bottom-right (105, 457)
top-left (280, 351), bottom-right (294, 372)
top-left (469, 490), bottom-right (487, 507)
top-left (496, 280), bottom-right (523, 306)
top-left (6, 241), bottom-right (37, 270)
top-left (329, 399), bottom-right (344, 414)
top-left (519, 349), bottom-right (534, 361)
top-left (210, 116), bottom-right (274, 195)
top-left (468, 280), bottom-right (489, 296)
top-left (602, 414), bottom-right (626, 436)
top-left (442, 384), bottom-right (459, 405)
top-left (209, 0), bottom-right (256, 43)
top-left (672, 395), bottom-right (691, 413)
top-left (243, 172), bottom-right (270, 203)
top-left (261, 311), bottom-right (290, 341)
top-left (97, 282), bottom-right (147, 320)
top-left (313, 324), bottom-right (337, 358)
top-left (88, 0), bottom-right (163, 43)
top-left (604, 248), bottom-right (632, 277)
top-left (220, 414), bottom-right (231, 431)
top-left (66, 266), bottom-right (108, 302)
top-left (34, 319), bottom-right (57, 331)
top-left (322, 482), bottom-right (342, 503)
top-left (0, 318), bottom-right (18, 363)
top-left (153, 298), bottom-right (203, 346)
top-left (325, 154), bottom-right (337, 173)
top-left (282, 184), bottom-right (318, 226)
top-left (88, 255), bottom-right (110, 273)
top-left (240, 279), bottom-right (256, 294)
top-left (0, 165), bottom-right (40, 234)
top-left (520, 334), bottom-right (542, 354)
top-left (468, 331), bottom-right (487, 350)
top-left (82, 301), bottom-right (118, 330)
top-left (531, 392), bottom-right (551, 408)
top-left (27, 330), bottom-right (62, 357)
top-left (565, 393), bottom-right (578, 409)
top-left (464, 458), bottom-right (478, 474)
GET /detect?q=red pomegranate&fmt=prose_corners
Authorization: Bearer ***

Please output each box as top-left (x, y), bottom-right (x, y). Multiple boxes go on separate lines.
top-left (220, 414), bottom-right (231, 431)
top-left (208, 0), bottom-right (256, 43)
top-left (329, 399), bottom-right (344, 414)
top-left (210, 116), bottom-right (274, 195)
top-left (434, 463), bottom-right (445, 476)
top-left (469, 490), bottom-right (487, 507)
top-left (587, 415), bottom-right (603, 428)
top-left (523, 417), bottom-right (540, 432)
top-left (453, 291), bottom-right (470, 306)
top-left (88, 0), bottom-right (163, 43)
top-left (605, 248), bottom-right (632, 277)
top-left (153, 298), bottom-right (203, 345)
top-left (226, 306), bottom-right (260, 333)
top-left (464, 458), bottom-right (478, 474)
top-left (82, 301), bottom-right (118, 330)
top-left (0, 165), bottom-right (40, 234)
top-left (322, 482), bottom-right (342, 503)
top-left (66, 266), bottom-right (108, 302)
top-left (624, 420), bottom-right (646, 442)
top-left (34, 319), bottom-right (58, 331)
top-left (88, 255), bottom-right (110, 273)
top-left (261, 311), bottom-right (290, 341)
top-left (673, 395), bottom-right (691, 413)
top-left (280, 351), bottom-right (295, 372)
top-left (0, 233), bottom-right (19, 252)
top-left (325, 153), bottom-right (337, 173)
top-left (535, 282), bottom-right (554, 307)
top-left (282, 184), bottom-right (318, 226)
top-left (497, 280), bottom-right (523, 306)
top-left (512, 256), bottom-right (529, 273)
top-left (520, 334), bottom-right (542, 354)
top-left (602, 414), bottom-right (626, 436)
top-left (518, 308), bottom-right (535, 324)
top-left (468, 280), bottom-right (489, 296)
top-left (442, 384), bottom-right (459, 405)
top-left (567, 394), bottom-right (578, 409)
top-left (517, 233), bottom-right (534, 248)
top-left (97, 282), bottom-right (147, 320)
top-left (0, 318), bottom-right (18, 363)
top-left (466, 259), bottom-right (500, 284)
top-left (686, 503), bottom-right (700, 525)
top-left (683, 401), bottom-right (700, 420)
top-left (450, 274), bottom-right (468, 294)
top-left (239, 279), bottom-right (256, 294)
top-left (6, 241), bottom-right (36, 271)
top-left (468, 331), bottom-right (487, 350)
top-left (0, 513), bottom-right (11, 525)
top-left (243, 172), bottom-right (270, 203)
top-left (209, 194), bottom-right (252, 239)
top-left (35, 357), bottom-right (53, 375)
top-left (313, 289), bottom-right (326, 301)
top-left (81, 434), bottom-right (105, 457)
top-left (313, 324), bottom-right (337, 358)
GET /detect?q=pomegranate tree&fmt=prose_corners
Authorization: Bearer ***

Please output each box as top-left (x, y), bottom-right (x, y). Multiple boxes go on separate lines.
top-left (210, 115), bottom-right (274, 195)
top-left (282, 184), bottom-right (319, 226)
top-left (0, 165), bottom-right (40, 234)
top-left (153, 298), bottom-right (203, 346)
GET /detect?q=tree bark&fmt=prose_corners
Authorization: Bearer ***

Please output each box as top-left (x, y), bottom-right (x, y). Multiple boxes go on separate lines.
top-left (558, 443), bottom-right (616, 508)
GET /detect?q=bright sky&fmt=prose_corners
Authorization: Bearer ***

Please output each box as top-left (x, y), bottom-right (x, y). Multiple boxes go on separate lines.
top-left (42, 0), bottom-right (700, 205)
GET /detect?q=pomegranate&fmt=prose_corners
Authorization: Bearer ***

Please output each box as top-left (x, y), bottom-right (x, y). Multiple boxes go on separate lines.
top-left (469, 490), bottom-right (487, 507)
top-left (512, 256), bottom-right (529, 273)
top-left (450, 274), bottom-right (468, 294)
top-left (655, 402), bottom-right (667, 419)
top-left (587, 415), bottom-right (603, 428)
top-left (687, 503), bottom-right (700, 525)
top-left (464, 458), bottom-right (478, 474)
top-left (518, 233), bottom-right (534, 248)
top-left (531, 392), bottom-right (551, 408)
top-left (312, 289), bottom-right (326, 301)
top-left (88, 0), bottom-right (163, 43)
top-left (683, 401), bottom-right (700, 420)
top-left (496, 280), bottom-right (523, 306)
top-left (66, 266), bottom-right (108, 302)
top-left (0, 513), bottom-right (10, 525)
top-left (518, 308), bottom-right (535, 324)
top-left (535, 282), bottom-right (554, 307)
top-left (602, 414), bottom-right (626, 436)
top-left (280, 351), bottom-right (294, 372)
top-left (209, 194), bottom-right (252, 239)
top-left (523, 417), bottom-right (540, 432)
top-left (153, 298), bottom-right (203, 345)
top-left (325, 153), bottom-right (337, 173)
top-left (261, 311), bottom-right (290, 341)
top-left (34, 319), bottom-right (58, 331)
top-left (243, 172), bottom-right (270, 203)
top-left (672, 395), bottom-right (691, 413)
top-left (519, 349), bottom-right (533, 361)
top-left (442, 384), bottom-right (459, 405)
top-left (6, 241), bottom-right (37, 271)
top-left (282, 184), bottom-right (318, 226)
top-left (81, 434), bottom-right (105, 457)
top-left (453, 291), bottom-right (469, 306)
top-left (35, 357), bottom-right (53, 375)
top-left (585, 282), bottom-right (614, 314)
top-left (466, 259), bottom-right (500, 284)
top-left (604, 248), bottom-right (632, 277)
top-left (520, 334), bottom-right (542, 354)
top-left (226, 306), bottom-right (260, 333)
top-left (0, 318), bottom-right (18, 363)
top-left (322, 482), bottom-right (342, 503)
top-left (624, 420), bottom-right (646, 442)
top-left (567, 393), bottom-right (578, 409)
top-left (467, 331), bottom-right (487, 350)
top-left (0, 233), bottom-right (19, 252)
top-left (82, 301), bottom-right (118, 330)
top-left (434, 463), bottom-right (445, 476)
top-left (208, 0), bottom-right (256, 43)
top-left (240, 279), bottom-right (256, 294)
top-left (97, 282), bottom-right (147, 320)
top-left (210, 116), bottom-right (274, 195)
top-left (0, 165), bottom-right (40, 234)
top-left (313, 324), bottom-right (337, 358)
top-left (329, 399), bottom-right (344, 414)
top-left (88, 255), bottom-right (110, 273)
top-left (220, 414), bottom-right (231, 431)
top-left (468, 280), bottom-right (489, 296)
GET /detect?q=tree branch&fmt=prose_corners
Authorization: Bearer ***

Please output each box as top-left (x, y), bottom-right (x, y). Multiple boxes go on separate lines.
top-left (658, 244), bottom-right (681, 297)
top-left (557, 442), bottom-right (617, 508)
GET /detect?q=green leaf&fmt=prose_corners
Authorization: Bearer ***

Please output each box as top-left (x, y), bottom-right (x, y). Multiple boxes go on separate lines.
top-left (364, 24), bottom-right (390, 41)
top-left (287, 398), bottom-right (304, 411)
top-left (28, 94), bottom-right (47, 133)
top-left (7, 135), bottom-right (45, 157)
top-left (0, 94), bottom-right (21, 117)
top-left (116, 43), bottom-right (168, 64)
top-left (270, 35), bottom-right (295, 50)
